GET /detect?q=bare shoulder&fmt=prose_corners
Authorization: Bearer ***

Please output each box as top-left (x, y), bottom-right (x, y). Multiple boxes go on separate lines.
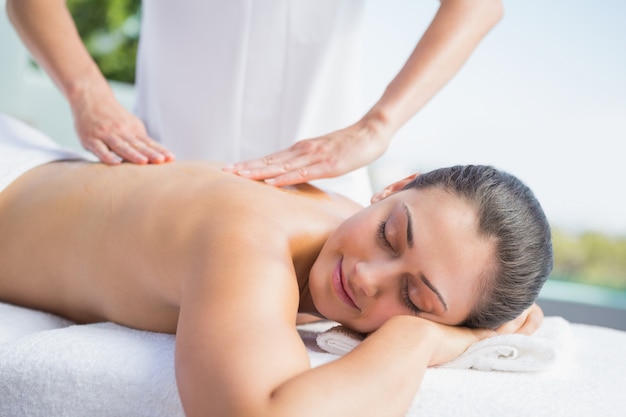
top-left (277, 182), bottom-right (364, 216)
top-left (175, 214), bottom-right (310, 415)
top-left (167, 168), bottom-right (356, 415)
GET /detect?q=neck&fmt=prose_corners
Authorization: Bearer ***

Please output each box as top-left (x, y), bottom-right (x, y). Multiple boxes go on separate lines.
top-left (292, 238), bottom-right (324, 315)
top-left (279, 184), bottom-right (363, 315)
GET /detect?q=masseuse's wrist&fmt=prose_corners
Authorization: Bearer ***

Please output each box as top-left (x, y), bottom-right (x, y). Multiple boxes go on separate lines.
top-left (65, 70), bottom-right (113, 110)
top-left (359, 107), bottom-right (396, 150)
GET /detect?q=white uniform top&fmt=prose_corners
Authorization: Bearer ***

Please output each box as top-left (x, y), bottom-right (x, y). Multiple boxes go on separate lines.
top-left (134, 0), bottom-right (372, 205)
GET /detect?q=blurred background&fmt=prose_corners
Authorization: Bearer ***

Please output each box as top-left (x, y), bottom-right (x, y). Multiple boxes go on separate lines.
top-left (1, 0), bottom-right (624, 327)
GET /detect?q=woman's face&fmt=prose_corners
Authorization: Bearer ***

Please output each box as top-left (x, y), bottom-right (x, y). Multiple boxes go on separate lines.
top-left (308, 182), bottom-right (495, 333)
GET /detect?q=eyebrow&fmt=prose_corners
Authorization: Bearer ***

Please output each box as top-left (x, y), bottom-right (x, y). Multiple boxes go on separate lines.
top-left (420, 273), bottom-right (448, 312)
top-left (402, 203), bottom-right (414, 248)
top-left (402, 203), bottom-right (448, 312)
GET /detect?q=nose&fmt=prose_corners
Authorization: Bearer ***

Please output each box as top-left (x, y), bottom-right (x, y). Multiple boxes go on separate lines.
top-left (352, 260), bottom-right (385, 298)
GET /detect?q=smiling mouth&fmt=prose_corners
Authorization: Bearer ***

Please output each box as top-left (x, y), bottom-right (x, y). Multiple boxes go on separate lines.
top-left (333, 258), bottom-right (358, 309)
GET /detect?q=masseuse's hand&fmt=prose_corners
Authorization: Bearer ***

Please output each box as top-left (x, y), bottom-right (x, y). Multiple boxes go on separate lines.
top-left (70, 86), bottom-right (175, 165)
top-left (224, 118), bottom-right (390, 185)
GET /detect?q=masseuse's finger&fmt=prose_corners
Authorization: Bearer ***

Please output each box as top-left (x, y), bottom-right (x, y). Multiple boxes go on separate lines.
top-left (123, 133), bottom-right (176, 164)
top-left (223, 147), bottom-right (303, 172)
top-left (225, 141), bottom-right (346, 185)
top-left (225, 145), bottom-right (327, 185)
top-left (83, 126), bottom-right (175, 165)
top-left (73, 92), bottom-right (175, 165)
top-left (101, 133), bottom-right (150, 165)
top-left (232, 153), bottom-right (327, 186)
top-left (225, 121), bottom-right (389, 186)
top-left (262, 161), bottom-right (330, 186)
top-left (87, 138), bottom-right (123, 165)
top-left (111, 134), bottom-right (175, 165)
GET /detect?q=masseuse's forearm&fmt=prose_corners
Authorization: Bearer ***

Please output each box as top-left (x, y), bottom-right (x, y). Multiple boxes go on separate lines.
top-left (268, 316), bottom-right (439, 417)
top-left (6, 0), bottom-right (111, 106)
top-left (364, 0), bottom-right (503, 139)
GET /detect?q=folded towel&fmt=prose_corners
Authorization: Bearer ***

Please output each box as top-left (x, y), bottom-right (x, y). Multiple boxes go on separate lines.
top-left (315, 324), bottom-right (365, 355)
top-left (438, 333), bottom-right (556, 372)
top-left (316, 316), bottom-right (572, 372)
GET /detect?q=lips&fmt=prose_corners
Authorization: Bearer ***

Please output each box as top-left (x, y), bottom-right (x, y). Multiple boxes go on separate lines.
top-left (332, 258), bottom-right (358, 309)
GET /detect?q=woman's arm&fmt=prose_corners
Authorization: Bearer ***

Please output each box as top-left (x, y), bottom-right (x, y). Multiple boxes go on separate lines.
top-left (227, 0), bottom-right (503, 186)
top-left (179, 290), bottom-right (481, 417)
top-left (174, 223), bottom-right (483, 417)
top-left (268, 315), bottom-right (488, 417)
top-left (5, 0), bottom-right (173, 164)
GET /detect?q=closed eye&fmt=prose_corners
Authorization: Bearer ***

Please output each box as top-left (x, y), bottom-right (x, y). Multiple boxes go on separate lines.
top-left (377, 220), bottom-right (395, 252)
top-left (402, 277), bottom-right (421, 315)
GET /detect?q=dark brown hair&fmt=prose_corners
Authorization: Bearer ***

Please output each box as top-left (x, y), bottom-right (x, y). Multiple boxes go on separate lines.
top-left (403, 165), bottom-right (553, 329)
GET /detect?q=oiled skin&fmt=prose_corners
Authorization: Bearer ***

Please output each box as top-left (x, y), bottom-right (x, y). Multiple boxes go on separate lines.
top-left (0, 159), bottom-right (512, 417)
top-left (0, 160), bottom-right (357, 332)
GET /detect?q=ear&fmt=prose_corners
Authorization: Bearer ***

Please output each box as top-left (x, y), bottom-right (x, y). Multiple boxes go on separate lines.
top-left (370, 173), bottom-right (419, 204)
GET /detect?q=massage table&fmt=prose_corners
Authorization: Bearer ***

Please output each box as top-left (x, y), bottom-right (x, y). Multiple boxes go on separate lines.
top-left (1, 301), bottom-right (625, 416)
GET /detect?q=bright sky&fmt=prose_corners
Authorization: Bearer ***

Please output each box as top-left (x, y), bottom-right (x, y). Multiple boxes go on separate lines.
top-left (361, 0), bottom-right (626, 236)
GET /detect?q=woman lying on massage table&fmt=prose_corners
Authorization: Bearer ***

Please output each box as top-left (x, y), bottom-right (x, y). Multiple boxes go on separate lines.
top-left (0, 125), bottom-right (552, 417)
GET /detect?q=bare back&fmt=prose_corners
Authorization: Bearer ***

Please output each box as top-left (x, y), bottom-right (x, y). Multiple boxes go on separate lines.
top-left (0, 160), bottom-right (360, 332)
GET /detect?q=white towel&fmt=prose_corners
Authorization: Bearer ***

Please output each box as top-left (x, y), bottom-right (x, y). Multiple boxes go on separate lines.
top-left (0, 113), bottom-right (91, 193)
top-left (0, 302), bottom-right (73, 345)
top-left (0, 315), bottom-right (182, 417)
top-left (315, 324), bottom-right (365, 355)
top-left (316, 317), bottom-right (572, 372)
top-left (1, 304), bottom-right (625, 417)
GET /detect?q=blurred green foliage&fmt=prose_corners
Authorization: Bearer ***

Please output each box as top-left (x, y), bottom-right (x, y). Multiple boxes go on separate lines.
top-left (67, 0), bottom-right (141, 83)
top-left (551, 229), bottom-right (626, 291)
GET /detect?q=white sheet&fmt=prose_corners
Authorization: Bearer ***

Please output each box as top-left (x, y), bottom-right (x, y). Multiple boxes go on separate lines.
top-left (1, 301), bottom-right (625, 417)
top-left (0, 114), bottom-right (91, 193)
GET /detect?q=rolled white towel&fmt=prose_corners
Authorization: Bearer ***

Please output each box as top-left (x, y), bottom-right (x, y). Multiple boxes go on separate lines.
top-left (438, 333), bottom-right (556, 372)
top-left (316, 316), bottom-right (572, 372)
top-left (315, 325), bottom-right (364, 355)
